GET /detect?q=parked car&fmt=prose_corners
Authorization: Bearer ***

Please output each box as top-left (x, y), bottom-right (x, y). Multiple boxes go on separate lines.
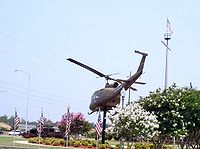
top-left (0, 129), bottom-right (3, 135)
top-left (8, 130), bottom-right (22, 136)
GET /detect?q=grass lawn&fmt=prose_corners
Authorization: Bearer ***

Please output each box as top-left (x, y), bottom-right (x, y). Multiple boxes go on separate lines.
top-left (0, 135), bottom-right (74, 149)
top-left (0, 135), bottom-right (135, 149)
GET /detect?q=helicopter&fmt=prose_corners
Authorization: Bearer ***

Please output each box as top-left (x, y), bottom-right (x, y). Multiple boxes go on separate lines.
top-left (67, 50), bottom-right (148, 114)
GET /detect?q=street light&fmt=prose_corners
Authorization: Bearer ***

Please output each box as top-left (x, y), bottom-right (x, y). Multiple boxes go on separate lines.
top-left (15, 69), bottom-right (30, 133)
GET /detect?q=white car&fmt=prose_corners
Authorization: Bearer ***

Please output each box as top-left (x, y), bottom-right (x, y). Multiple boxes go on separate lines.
top-left (8, 130), bottom-right (22, 136)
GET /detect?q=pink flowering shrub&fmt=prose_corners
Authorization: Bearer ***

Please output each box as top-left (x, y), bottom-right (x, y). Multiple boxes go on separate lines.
top-left (57, 112), bottom-right (85, 135)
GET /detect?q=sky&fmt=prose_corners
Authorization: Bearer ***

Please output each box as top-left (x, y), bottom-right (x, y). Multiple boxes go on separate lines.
top-left (0, 0), bottom-right (199, 123)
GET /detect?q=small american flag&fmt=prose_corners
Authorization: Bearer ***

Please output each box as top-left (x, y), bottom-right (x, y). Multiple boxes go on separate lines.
top-left (14, 110), bottom-right (20, 128)
top-left (37, 110), bottom-right (44, 133)
top-left (95, 111), bottom-right (102, 137)
top-left (167, 18), bottom-right (173, 35)
top-left (65, 107), bottom-right (71, 135)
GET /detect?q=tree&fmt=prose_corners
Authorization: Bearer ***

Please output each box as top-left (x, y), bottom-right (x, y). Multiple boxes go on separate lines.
top-left (7, 116), bottom-right (14, 128)
top-left (108, 103), bottom-right (159, 141)
top-left (80, 121), bottom-right (93, 136)
top-left (141, 85), bottom-right (187, 137)
top-left (0, 115), bottom-right (8, 123)
top-left (57, 112), bottom-right (92, 136)
top-left (140, 84), bottom-right (200, 148)
top-left (20, 118), bottom-right (26, 124)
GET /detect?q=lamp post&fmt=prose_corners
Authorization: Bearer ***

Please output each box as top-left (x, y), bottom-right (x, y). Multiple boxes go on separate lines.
top-left (15, 69), bottom-right (30, 133)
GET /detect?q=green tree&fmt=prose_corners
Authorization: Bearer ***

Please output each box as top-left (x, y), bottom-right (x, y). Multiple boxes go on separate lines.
top-left (80, 121), bottom-right (93, 136)
top-left (0, 115), bottom-right (8, 123)
top-left (8, 116), bottom-right (14, 128)
top-left (140, 84), bottom-right (200, 148)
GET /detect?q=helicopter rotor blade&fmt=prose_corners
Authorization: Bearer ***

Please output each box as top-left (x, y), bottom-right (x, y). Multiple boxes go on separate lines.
top-left (96, 73), bottom-right (119, 79)
top-left (67, 58), bottom-right (115, 80)
top-left (130, 87), bottom-right (137, 91)
top-left (116, 79), bottom-right (146, 85)
top-left (134, 81), bottom-right (146, 85)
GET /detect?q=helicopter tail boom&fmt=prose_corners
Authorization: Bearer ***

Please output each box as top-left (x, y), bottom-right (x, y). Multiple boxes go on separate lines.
top-left (122, 50), bottom-right (148, 90)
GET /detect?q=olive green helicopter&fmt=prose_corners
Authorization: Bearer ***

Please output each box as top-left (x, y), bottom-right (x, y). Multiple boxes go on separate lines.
top-left (67, 50), bottom-right (148, 114)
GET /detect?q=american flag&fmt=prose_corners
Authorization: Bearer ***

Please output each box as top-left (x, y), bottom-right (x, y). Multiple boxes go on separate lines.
top-left (37, 110), bottom-right (44, 133)
top-left (95, 111), bottom-right (102, 137)
top-left (65, 107), bottom-right (71, 135)
top-left (14, 110), bottom-right (20, 128)
top-left (167, 18), bottom-right (173, 35)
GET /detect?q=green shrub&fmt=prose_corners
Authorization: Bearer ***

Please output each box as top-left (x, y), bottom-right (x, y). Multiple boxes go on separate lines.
top-left (98, 140), bottom-right (101, 144)
top-left (32, 137), bottom-right (39, 143)
top-left (149, 144), bottom-right (155, 149)
top-left (127, 144), bottom-right (133, 149)
top-left (88, 144), bottom-right (93, 148)
top-left (37, 138), bottom-right (43, 144)
top-left (59, 139), bottom-right (65, 146)
top-left (87, 139), bottom-right (92, 144)
top-left (73, 141), bottom-right (81, 147)
top-left (45, 139), bottom-right (51, 145)
top-left (81, 140), bottom-right (88, 146)
top-left (87, 131), bottom-right (96, 138)
top-left (52, 140), bottom-right (60, 146)
top-left (28, 138), bottom-right (35, 143)
top-left (92, 141), bottom-right (96, 147)
top-left (1, 127), bottom-right (8, 131)
top-left (69, 140), bottom-right (76, 146)
top-left (100, 144), bottom-right (106, 149)
top-left (145, 144), bottom-right (150, 149)
top-left (50, 138), bottom-right (56, 144)
top-left (135, 143), bottom-right (141, 149)
top-left (162, 145), bottom-right (169, 149)
top-left (105, 133), bottom-right (112, 140)
top-left (149, 144), bottom-right (156, 149)
top-left (170, 146), bottom-right (178, 149)
top-left (115, 144), bottom-right (119, 149)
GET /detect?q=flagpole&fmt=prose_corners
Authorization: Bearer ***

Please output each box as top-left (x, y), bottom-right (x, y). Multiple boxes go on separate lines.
top-left (96, 134), bottom-right (99, 149)
top-left (64, 106), bottom-right (71, 147)
top-left (39, 108), bottom-right (42, 147)
top-left (66, 107), bottom-right (69, 147)
top-left (13, 108), bottom-right (16, 146)
top-left (163, 18), bottom-right (172, 89)
top-left (95, 108), bottom-right (101, 149)
top-left (37, 108), bottom-right (44, 148)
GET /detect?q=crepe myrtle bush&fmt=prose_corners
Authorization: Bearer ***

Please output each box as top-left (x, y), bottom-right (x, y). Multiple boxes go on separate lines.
top-left (57, 112), bottom-right (92, 135)
top-left (140, 84), bottom-right (200, 148)
top-left (140, 84), bottom-right (200, 138)
top-left (107, 103), bottom-right (159, 140)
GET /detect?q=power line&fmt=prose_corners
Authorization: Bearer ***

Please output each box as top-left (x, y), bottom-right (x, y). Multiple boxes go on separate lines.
top-left (0, 83), bottom-right (89, 108)
top-left (0, 80), bottom-right (88, 104)
top-left (0, 40), bottom-right (69, 69)
top-left (0, 47), bottom-right (97, 85)
top-left (0, 31), bottom-right (65, 61)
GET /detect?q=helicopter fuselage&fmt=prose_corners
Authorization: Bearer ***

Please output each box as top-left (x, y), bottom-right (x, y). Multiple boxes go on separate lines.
top-left (89, 85), bottom-right (122, 111)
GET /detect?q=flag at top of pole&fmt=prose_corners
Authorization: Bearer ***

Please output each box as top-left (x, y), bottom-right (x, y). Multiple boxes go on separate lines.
top-left (65, 107), bottom-right (71, 136)
top-left (14, 109), bottom-right (20, 128)
top-left (166, 18), bottom-right (173, 35)
top-left (95, 109), bottom-right (102, 138)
